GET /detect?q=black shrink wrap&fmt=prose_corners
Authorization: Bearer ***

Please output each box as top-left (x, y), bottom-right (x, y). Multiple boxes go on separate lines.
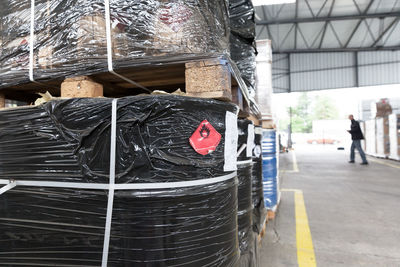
top-left (236, 119), bottom-right (256, 266)
top-left (0, 0), bottom-right (229, 89)
top-left (228, 0), bottom-right (257, 96)
top-left (0, 95), bottom-right (240, 266)
top-left (230, 34), bottom-right (257, 94)
top-left (252, 126), bottom-right (266, 234)
top-left (228, 0), bottom-right (256, 39)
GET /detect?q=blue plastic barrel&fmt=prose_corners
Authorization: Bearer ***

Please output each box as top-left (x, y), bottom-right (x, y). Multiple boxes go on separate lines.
top-left (262, 130), bottom-right (279, 209)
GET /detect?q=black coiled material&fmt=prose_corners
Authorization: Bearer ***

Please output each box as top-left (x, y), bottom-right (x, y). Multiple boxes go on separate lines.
top-left (237, 119), bottom-right (255, 266)
top-left (228, 0), bottom-right (257, 95)
top-left (0, 95), bottom-right (240, 266)
top-left (252, 127), bottom-right (266, 234)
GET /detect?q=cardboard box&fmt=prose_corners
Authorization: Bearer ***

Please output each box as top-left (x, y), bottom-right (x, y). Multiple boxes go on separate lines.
top-left (373, 99), bottom-right (392, 118)
top-left (77, 14), bottom-right (127, 59)
top-left (365, 120), bottom-right (376, 156)
top-left (389, 114), bottom-right (400, 160)
top-left (152, 3), bottom-right (208, 54)
top-left (376, 117), bottom-right (390, 157)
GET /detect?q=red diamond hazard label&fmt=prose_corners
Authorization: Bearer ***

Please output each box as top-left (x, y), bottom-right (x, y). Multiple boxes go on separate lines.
top-left (189, 120), bottom-right (221, 155)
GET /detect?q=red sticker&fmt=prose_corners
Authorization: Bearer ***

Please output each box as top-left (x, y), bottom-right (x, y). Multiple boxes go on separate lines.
top-left (189, 120), bottom-right (221, 155)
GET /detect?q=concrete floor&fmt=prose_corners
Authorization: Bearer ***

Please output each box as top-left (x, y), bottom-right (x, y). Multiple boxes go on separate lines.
top-left (259, 144), bottom-right (400, 267)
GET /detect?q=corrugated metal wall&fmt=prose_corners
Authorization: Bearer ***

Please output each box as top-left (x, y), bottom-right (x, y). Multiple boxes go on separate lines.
top-left (359, 51), bottom-right (400, 87)
top-left (273, 51), bottom-right (400, 93)
top-left (272, 54), bottom-right (290, 93)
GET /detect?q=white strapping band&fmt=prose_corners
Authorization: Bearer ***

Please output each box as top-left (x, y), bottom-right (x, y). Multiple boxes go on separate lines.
top-left (0, 172), bottom-right (237, 192)
top-left (101, 98), bottom-right (118, 267)
top-left (236, 143), bottom-right (247, 157)
top-left (104, 0), bottom-right (150, 93)
top-left (0, 181), bottom-right (17, 195)
top-left (29, 0), bottom-right (35, 82)
top-left (236, 159), bottom-right (253, 166)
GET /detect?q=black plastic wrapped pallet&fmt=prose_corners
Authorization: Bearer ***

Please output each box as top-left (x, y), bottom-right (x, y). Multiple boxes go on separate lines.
top-left (0, 95), bottom-right (240, 266)
top-left (230, 33), bottom-right (257, 94)
top-left (252, 126), bottom-right (266, 234)
top-left (228, 0), bottom-right (256, 39)
top-left (0, 0), bottom-right (229, 89)
top-left (237, 118), bottom-right (256, 267)
top-left (228, 0), bottom-right (257, 96)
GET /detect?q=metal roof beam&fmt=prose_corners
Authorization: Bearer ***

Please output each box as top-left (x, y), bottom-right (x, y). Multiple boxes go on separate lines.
top-left (272, 46), bottom-right (400, 54)
top-left (371, 18), bottom-right (400, 47)
top-left (344, 0), bottom-right (375, 48)
top-left (256, 12), bottom-right (400, 25)
top-left (319, 0), bottom-right (336, 48)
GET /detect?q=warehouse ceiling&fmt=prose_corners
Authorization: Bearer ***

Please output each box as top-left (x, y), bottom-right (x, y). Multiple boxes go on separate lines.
top-left (255, 0), bottom-right (400, 93)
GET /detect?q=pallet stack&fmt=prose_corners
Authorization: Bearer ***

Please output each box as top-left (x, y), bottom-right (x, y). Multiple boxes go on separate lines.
top-left (0, 1), bottom-right (276, 266)
top-left (389, 114), bottom-right (400, 160)
top-left (0, 0), bottom-right (255, 113)
top-left (365, 114), bottom-right (400, 161)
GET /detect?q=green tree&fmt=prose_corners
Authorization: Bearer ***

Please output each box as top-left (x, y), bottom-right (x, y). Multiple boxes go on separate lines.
top-left (289, 93), bottom-right (313, 133)
top-left (312, 95), bottom-right (339, 120)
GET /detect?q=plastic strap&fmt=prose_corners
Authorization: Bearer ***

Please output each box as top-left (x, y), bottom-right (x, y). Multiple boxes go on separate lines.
top-left (237, 159), bottom-right (253, 166)
top-left (0, 181), bottom-right (17, 195)
top-left (101, 99), bottom-right (118, 267)
top-left (104, 0), bottom-right (151, 93)
top-left (29, 0), bottom-right (35, 82)
top-left (237, 143), bottom-right (247, 157)
top-left (0, 172), bottom-right (237, 191)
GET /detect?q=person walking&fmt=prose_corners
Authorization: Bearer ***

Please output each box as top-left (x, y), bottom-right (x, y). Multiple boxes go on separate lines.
top-left (347, 115), bottom-right (368, 165)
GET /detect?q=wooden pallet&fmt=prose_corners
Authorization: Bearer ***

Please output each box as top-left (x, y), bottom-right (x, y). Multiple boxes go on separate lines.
top-left (267, 209), bottom-right (277, 220)
top-left (0, 93), bottom-right (4, 109)
top-left (257, 202), bottom-right (281, 242)
top-left (262, 119), bottom-right (276, 129)
top-left (257, 219), bottom-right (268, 243)
top-left (0, 56), bottom-right (257, 117)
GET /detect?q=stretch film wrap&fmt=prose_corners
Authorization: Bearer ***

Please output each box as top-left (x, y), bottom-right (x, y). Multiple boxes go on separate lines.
top-left (0, 0), bottom-right (229, 88)
top-left (228, 0), bottom-right (257, 96)
top-left (252, 126), bottom-right (266, 234)
top-left (237, 119), bottom-right (256, 267)
top-left (0, 95), bottom-right (240, 266)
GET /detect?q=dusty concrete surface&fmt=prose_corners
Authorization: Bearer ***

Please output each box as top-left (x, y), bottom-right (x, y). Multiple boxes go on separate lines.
top-left (259, 144), bottom-right (400, 267)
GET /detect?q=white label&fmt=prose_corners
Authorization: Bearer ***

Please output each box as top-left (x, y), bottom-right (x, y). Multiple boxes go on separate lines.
top-left (246, 124), bottom-right (255, 157)
top-left (224, 111), bottom-right (238, 172)
top-left (255, 127), bottom-right (263, 135)
top-left (253, 145), bottom-right (261, 158)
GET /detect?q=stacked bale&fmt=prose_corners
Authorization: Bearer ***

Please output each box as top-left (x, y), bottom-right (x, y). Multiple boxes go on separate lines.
top-left (0, 1), bottom-right (229, 88)
top-left (237, 119), bottom-right (256, 266)
top-left (228, 0), bottom-right (257, 96)
top-left (252, 126), bottom-right (266, 234)
top-left (0, 95), bottom-right (240, 266)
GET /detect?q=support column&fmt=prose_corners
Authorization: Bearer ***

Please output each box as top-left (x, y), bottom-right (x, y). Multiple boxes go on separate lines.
top-left (255, 40), bottom-right (274, 128)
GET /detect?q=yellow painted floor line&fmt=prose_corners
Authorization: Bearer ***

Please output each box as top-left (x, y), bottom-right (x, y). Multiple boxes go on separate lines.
top-left (282, 151), bottom-right (299, 173)
top-left (282, 189), bottom-right (316, 267)
top-left (292, 151), bottom-right (299, 172)
top-left (368, 157), bottom-right (400, 169)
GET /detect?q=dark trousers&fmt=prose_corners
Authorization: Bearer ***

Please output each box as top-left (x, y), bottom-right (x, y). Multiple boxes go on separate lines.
top-left (350, 140), bottom-right (368, 163)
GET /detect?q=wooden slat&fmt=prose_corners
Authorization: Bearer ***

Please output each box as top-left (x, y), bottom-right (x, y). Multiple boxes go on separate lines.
top-left (0, 93), bottom-right (5, 108)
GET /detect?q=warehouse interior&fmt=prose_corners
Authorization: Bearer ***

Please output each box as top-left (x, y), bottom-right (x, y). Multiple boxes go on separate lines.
top-left (0, 0), bottom-right (399, 266)
top-left (256, 0), bottom-right (400, 266)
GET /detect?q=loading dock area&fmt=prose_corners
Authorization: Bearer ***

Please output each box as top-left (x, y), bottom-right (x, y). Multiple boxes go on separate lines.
top-left (260, 144), bottom-right (400, 266)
